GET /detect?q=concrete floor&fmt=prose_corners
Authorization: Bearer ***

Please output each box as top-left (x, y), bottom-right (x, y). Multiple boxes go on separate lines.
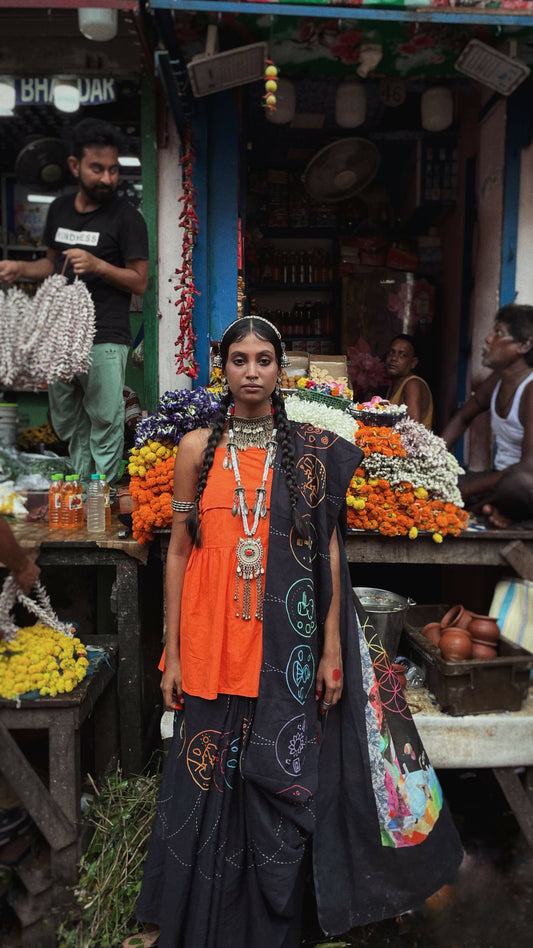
top-left (301, 769), bottom-right (533, 948)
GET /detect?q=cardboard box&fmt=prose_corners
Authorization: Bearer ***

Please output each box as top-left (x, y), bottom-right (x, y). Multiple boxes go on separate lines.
top-left (284, 350), bottom-right (309, 376)
top-left (309, 355), bottom-right (348, 385)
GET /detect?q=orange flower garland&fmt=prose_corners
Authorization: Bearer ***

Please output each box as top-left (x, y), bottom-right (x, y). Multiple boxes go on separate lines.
top-left (346, 468), bottom-right (468, 539)
top-left (347, 422), bottom-right (468, 540)
top-left (129, 452), bottom-right (176, 545)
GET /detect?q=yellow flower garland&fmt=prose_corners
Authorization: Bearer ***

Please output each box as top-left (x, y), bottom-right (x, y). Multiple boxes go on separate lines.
top-left (0, 624), bottom-right (89, 699)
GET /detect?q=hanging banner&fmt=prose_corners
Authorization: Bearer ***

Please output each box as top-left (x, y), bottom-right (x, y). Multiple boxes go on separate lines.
top-left (14, 78), bottom-right (117, 107)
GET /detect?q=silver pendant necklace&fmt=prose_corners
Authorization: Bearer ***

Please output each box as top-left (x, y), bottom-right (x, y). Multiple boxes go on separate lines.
top-left (225, 423), bottom-right (277, 620)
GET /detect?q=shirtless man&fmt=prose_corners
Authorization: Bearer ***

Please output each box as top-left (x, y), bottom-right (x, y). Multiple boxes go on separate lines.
top-left (385, 334), bottom-right (433, 428)
top-left (442, 303), bottom-right (533, 527)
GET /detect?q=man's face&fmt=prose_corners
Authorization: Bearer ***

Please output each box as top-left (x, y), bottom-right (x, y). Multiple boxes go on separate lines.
top-left (385, 338), bottom-right (418, 379)
top-left (482, 321), bottom-right (530, 370)
top-left (69, 145), bottom-right (119, 204)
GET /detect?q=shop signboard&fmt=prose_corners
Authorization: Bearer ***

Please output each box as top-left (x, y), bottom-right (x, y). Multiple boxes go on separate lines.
top-left (13, 77), bottom-right (116, 107)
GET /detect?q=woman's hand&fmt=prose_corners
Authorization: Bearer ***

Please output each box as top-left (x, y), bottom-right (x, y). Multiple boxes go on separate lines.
top-left (161, 658), bottom-right (183, 711)
top-left (315, 646), bottom-right (343, 713)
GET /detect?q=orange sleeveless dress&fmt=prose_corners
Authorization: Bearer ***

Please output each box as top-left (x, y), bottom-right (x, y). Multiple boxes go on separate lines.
top-left (164, 446), bottom-right (273, 700)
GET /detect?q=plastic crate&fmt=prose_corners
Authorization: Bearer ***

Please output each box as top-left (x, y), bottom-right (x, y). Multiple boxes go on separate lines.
top-left (404, 604), bottom-right (533, 716)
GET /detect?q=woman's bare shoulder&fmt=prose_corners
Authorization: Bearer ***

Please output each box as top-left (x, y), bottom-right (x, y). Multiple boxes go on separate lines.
top-left (177, 428), bottom-right (212, 461)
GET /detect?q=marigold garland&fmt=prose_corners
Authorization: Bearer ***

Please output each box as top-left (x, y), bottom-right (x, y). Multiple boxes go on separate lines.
top-left (174, 122), bottom-right (200, 379)
top-left (129, 448), bottom-right (176, 545)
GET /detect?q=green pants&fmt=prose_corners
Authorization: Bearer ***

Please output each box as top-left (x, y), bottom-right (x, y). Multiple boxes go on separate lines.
top-left (48, 343), bottom-right (128, 486)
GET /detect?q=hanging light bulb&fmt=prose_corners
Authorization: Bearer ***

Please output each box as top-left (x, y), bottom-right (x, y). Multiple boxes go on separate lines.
top-left (421, 87), bottom-right (454, 132)
top-left (266, 78), bottom-right (295, 125)
top-left (335, 77), bottom-right (366, 129)
top-left (78, 8), bottom-right (118, 42)
top-left (0, 77), bottom-right (15, 115)
top-left (53, 78), bottom-right (81, 114)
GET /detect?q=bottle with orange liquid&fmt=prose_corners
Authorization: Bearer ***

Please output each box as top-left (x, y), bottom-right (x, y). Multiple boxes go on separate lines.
top-left (60, 474), bottom-right (83, 528)
top-left (48, 473), bottom-right (63, 529)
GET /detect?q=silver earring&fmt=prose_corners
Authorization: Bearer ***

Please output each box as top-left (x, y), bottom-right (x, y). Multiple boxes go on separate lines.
top-left (275, 378), bottom-right (281, 395)
top-left (213, 353), bottom-right (223, 369)
top-left (222, 377), bottom-right (229, 396)
top-left (281, 343), bottom-right (291, 368)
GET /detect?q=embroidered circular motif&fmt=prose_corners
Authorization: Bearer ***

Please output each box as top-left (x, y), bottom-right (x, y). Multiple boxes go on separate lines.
top-left (296, 454), bottom-right (326, 508)
top-left (212, 730), bottom-right (241, 792)
top-left (186, 729), bottom-right (221, 790)
top-left (286, 578), bottom-right (316, 638)
top-left (286, 644), bottom-right (315, 705)
top-left (289, 516), bottom-right (317, 570)
top-left (275, 713), bottom-right (309, 777)
top-left (295, 424), bottom-right (340, 449)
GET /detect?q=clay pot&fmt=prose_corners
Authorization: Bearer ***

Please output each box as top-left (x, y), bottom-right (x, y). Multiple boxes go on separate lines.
top-left (439, 627), bottom-right (473, 662)
top-left (467, 614), bottom-right (500, 643)
top-left (470, 641), bottom-right (498, 660)
top-left (392, 663), bottom-right (407, 690)
top-left (440, 605), bottom-right (472, 631)
top-left (421, 622), bottom-right (442, 647)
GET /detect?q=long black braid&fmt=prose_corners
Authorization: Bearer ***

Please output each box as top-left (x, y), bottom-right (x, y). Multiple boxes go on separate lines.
top-left (186, 317), bottom-right (309, 546)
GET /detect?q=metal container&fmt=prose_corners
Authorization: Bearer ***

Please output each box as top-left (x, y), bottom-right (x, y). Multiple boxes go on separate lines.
top-left (353, 586), bottom-right (415, 660)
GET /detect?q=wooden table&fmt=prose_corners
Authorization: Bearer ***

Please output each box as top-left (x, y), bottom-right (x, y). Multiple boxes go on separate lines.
top-left (1, 519), bottom-right (155, 775)
top-left (0, 646), bottom-right (118, 883)
top-left (408, 685), bottom-right (533, 849)
top-left (345, 527), bottom-right (533, 572)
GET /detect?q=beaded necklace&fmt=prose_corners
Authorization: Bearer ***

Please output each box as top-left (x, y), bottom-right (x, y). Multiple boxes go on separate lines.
top-left (224, 419), bottom-right (277, 621)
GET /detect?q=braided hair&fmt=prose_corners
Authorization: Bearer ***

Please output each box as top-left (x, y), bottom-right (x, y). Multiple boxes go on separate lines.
top-left (186, 317), bottom-right (308, 546)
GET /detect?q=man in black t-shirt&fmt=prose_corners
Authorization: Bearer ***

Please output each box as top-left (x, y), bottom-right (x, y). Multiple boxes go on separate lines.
top-left (0, 118), bottom-right (149, 486)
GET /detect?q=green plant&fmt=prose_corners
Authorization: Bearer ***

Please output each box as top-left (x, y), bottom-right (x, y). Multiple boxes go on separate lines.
top-left (57, 761), bottom-right (162, 948)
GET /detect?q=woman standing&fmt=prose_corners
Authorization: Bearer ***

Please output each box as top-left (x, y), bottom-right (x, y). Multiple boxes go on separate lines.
top-left (131, 316), bottom-right (462, 948)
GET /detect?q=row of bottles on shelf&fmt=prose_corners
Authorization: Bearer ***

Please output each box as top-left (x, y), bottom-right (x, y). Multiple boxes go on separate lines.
top-left (250, 247), bottom-right (335, 286)
top-left (252, 301), bottom-right (335, 339)
top-left (48, 472), bottom-right (111, 532)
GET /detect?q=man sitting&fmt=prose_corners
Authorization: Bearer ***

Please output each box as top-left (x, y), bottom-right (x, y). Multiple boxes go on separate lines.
top-left (385, 334), bottom-right (433, 428)
top-left (442, 303), bottom-right (533, 527)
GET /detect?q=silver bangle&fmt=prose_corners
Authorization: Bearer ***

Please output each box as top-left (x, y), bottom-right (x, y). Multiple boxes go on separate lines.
top-left (171, 499), bottom-right (194, 512)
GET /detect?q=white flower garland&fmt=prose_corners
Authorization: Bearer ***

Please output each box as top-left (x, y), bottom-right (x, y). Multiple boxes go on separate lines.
top-left (362, 417), bottom-right (465, 506)
top-left (0, 275), bottom-right (95, 390)
top-left (284, 395), bottom-right (358, 442)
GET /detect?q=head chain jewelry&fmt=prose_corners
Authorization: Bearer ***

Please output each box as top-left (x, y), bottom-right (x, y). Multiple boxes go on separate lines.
top-left (212, 316), bottom-right (291, 369)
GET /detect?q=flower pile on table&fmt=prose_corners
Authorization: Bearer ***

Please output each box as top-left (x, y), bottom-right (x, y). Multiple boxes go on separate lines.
top-left (0, 624), bottom-right (89, 699)
top-left (129, 388), bottom-right (220, 544)
top-left (128, 387), bottom-right (467, 545)
top-left (347, 416), bottom-right (468, 541)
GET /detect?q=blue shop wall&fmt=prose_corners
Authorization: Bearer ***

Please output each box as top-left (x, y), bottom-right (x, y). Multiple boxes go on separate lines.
top-left (192, 92), bottom-right (240, 385)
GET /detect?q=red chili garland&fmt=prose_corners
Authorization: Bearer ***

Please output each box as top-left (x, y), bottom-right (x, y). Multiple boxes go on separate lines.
top-left (174, 123), bottom-right (200, 379)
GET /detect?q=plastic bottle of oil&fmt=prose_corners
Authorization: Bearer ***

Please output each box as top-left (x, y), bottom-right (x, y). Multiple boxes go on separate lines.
top-left (60, 475), bottom-right (76, 528)
top-left (48, 473), bottom-right (63, 529)
top-left (100, 474), bottom-right (111, 529)
top-left (61, 474), bottom-right (83, 528)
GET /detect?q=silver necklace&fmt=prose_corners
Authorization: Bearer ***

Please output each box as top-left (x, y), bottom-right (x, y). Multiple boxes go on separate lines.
top-left (223, 413), bottom-right (273, 457)
top-left (226, 426), bottom-right (277, 620)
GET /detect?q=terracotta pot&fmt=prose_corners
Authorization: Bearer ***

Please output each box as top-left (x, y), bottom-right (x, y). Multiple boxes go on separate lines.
top-left (440, 605), bottom-right (472, 631)
top-left (470, 641), bottom-right (498, 660)
top-left (439, 627), bottom-right (473, 662)
top-left (467, 614), bottom-right (500, 642)
top-left (392, 663), bottom-right (407, 690)
top-left (421, 622), bottom-right (442, 647)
